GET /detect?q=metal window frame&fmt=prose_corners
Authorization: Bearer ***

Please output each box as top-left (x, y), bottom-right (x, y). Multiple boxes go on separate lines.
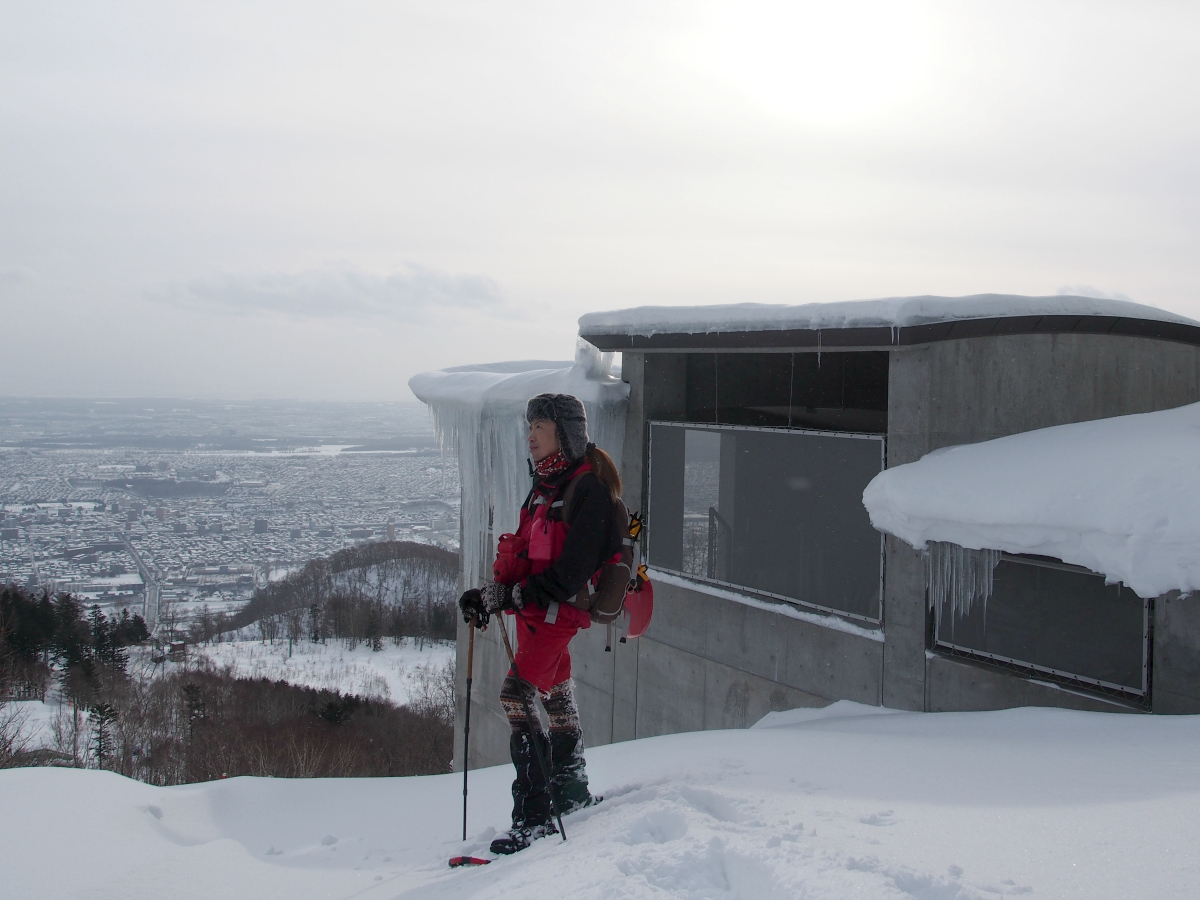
top-left (647, 419), bottom-right (886, 626)
top-left (932, 554), bottom-right (1150, 698)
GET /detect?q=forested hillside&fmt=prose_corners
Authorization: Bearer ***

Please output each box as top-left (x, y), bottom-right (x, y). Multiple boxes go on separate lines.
top-left (1, 539), bottom-right (460, 779)
top-left (180, 540), bottom-right (459, 646)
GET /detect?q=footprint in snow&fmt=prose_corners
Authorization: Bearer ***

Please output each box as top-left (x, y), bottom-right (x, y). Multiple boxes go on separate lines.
top-left (858, 810), bottom-right (895, 826)
top-left (678, 786), bottom-right (745, 823)
top-left (998, 878), bottom-right (1033, 895)
top-left (623, 810), bottom-right (689, 845)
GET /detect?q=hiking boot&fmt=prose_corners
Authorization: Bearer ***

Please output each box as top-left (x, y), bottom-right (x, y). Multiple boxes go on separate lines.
top-left (488, 822), bottom-right (558, 855)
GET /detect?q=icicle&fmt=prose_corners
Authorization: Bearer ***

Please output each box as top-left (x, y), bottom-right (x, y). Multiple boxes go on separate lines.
top-left (418, 357), bottom-right (629, 590)
top-left (927, 541), bottom-right (1000, 628)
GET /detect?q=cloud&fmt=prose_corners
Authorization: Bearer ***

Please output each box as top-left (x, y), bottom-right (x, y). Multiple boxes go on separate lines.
top-left (151, 262), bottom-right (505, 321)
top-left (1057, 285), bottom-right (1134, 303)
top-left (0, 265), bottom-right (36, 289)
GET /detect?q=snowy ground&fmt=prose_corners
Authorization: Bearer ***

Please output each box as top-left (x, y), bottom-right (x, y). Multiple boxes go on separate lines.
top-left (5, 701), bottom-right (1200, 899)
top-left (188, 638), bottom-right (455, 705)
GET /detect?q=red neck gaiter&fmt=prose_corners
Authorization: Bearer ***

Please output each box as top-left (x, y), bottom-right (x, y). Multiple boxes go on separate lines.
top-left (534, 450), bottom-right (571, 477)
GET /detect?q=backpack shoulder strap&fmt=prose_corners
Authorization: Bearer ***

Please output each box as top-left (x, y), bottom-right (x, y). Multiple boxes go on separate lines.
top-left (556, 469), bottom-right (592, 525)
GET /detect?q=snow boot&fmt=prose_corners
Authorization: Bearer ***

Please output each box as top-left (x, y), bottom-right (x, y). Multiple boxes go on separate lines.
top-left (549, 728), bottom-right (601, 814)
top-left (490, 731), bottom-right (557, 856)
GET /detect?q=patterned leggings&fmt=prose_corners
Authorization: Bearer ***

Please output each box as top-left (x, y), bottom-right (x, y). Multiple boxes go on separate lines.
top-left (501, 672), bottom-right (581, 734)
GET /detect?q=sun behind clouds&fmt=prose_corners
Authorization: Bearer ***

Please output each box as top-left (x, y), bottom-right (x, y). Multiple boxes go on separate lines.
top-left (686, 0), bottom-right (935, 126)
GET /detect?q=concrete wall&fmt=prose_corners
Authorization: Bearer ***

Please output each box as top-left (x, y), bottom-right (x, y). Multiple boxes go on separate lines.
top-left (630, 579), bottom-right (878, 735)
top-left (924, 654), bottom-right (1138, 714)
top-left (888, 332), bottom-right (1200, 467)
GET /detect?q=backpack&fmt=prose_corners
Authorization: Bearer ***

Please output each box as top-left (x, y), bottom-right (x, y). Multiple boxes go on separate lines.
top-left (557, 473), bottom-right (654, 639)
top-left (492, 465), bottom-right (654, 639)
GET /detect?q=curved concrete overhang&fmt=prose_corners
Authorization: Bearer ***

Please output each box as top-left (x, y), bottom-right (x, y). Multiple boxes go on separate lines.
top-left (579, 294), bottom-right (1200, 352)
top-left (582, 314), bottom-right (1200, 352)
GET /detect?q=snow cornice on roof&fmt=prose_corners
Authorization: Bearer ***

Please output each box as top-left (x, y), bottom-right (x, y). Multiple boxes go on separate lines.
top-left (863, 401), bottom-right (1200, 599)
top-left (579, 294), bottom-right (1200, 351)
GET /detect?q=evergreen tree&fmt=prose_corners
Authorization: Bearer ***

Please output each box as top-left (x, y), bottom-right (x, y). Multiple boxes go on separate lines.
top-left (88, 702), bottom-right (118, 769)
top-left (0, 586), bottom-right (55, 664)
top-left (51, 593), bottom-right (88, 669)
top-left (88, 605), bottom-right (109, 663)
top-left (55, 595), bottom-right (96, 704)
top-left (89, 606), bottom-right (129, 675)
top-left (116, 609), bottom-right (150, 645)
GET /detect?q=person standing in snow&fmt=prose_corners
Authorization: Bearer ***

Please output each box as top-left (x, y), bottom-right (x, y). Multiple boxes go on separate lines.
top-left (459, 393), bottom-right (624, 854)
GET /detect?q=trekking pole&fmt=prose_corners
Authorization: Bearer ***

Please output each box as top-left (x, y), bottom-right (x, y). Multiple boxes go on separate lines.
top-left (462, 614), bottom-right (477, 841)
top-left (496, 620), bottom-right (566, 841)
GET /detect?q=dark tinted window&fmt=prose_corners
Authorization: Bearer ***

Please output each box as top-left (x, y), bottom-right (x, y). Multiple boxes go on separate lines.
top-left (935, 556), bottom-right (1148, 695)
top-left (685, 352), bottom-right (888, 432)
top-left (648, 422), bottom-right (884, 622)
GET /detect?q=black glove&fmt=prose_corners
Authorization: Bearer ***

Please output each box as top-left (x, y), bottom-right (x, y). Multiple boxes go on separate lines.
top-left (458, 589), bottom-right (489, 626)
top-left (482, 581), bottom-right (524, 614)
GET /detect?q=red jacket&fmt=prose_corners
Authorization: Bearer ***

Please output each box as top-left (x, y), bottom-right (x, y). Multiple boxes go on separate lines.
top-left (495, 458), bottom-right (623, 629)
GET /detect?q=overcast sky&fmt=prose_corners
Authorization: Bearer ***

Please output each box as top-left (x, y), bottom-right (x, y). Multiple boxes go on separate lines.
top-left (2, 1), bottom-right (1199, 401)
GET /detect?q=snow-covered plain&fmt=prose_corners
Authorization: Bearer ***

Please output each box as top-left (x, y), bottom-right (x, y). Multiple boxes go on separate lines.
top-left (189, 638), bottom-right (455, 706)
top-left (6, 702), bottom-right (1200, 899)
top-left (862, 401), bottom-right (1200, 598)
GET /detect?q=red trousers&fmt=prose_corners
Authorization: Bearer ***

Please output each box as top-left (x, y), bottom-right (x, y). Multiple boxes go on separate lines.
top-left (509, 605), bottom-right (589, 693)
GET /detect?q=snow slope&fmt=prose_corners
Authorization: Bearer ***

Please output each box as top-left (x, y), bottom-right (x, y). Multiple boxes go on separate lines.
top-left (862, 401), bottom-right (1200, 598)
top-left (6, 702), bottom-right (1200, 899)
top-left (190, 638), bottom-right (454, 705)
top-left (578, 293), bottom-right (1198, 337)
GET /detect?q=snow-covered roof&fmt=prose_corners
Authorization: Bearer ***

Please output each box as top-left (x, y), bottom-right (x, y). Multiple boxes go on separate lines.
top-left (579, 293), bottom-right (1198, 341)
top-left (862, 402), bottom-right (1200, 598)
top-left (408, 356), bottom-right (623, 412)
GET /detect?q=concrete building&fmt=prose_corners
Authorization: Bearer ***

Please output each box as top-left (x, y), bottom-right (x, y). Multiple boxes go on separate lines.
top-left (413, 295), bottom-right (1200, 770)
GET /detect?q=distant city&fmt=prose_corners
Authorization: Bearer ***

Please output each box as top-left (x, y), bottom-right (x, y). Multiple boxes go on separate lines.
top-left (0, 398), bottom-right (460, 631)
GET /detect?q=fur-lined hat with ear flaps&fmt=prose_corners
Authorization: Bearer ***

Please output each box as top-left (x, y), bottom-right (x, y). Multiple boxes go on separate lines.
top-left (526, 393), bottom-right (590, 461)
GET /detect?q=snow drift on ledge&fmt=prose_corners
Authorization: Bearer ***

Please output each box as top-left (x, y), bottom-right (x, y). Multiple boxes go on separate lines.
top-left (862, 401), bottom-right (1200, 598)
top-left (578, 293), bottom-right (1198, 337)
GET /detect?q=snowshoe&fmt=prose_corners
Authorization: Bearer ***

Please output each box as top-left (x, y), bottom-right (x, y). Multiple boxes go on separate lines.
top-left (561, 793), bottom-right (603, 815)
top-left (488, 822), bottom-right (558, 855)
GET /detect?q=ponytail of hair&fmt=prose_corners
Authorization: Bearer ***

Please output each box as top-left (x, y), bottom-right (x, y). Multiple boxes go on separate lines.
top-left (585, 444), bottom-right (622, 502)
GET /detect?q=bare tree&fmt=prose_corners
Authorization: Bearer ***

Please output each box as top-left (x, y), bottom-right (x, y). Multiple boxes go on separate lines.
top-left (0, 700), bottom-right (34, 768)
top-left (50, 702), bottom-right (88, 767)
